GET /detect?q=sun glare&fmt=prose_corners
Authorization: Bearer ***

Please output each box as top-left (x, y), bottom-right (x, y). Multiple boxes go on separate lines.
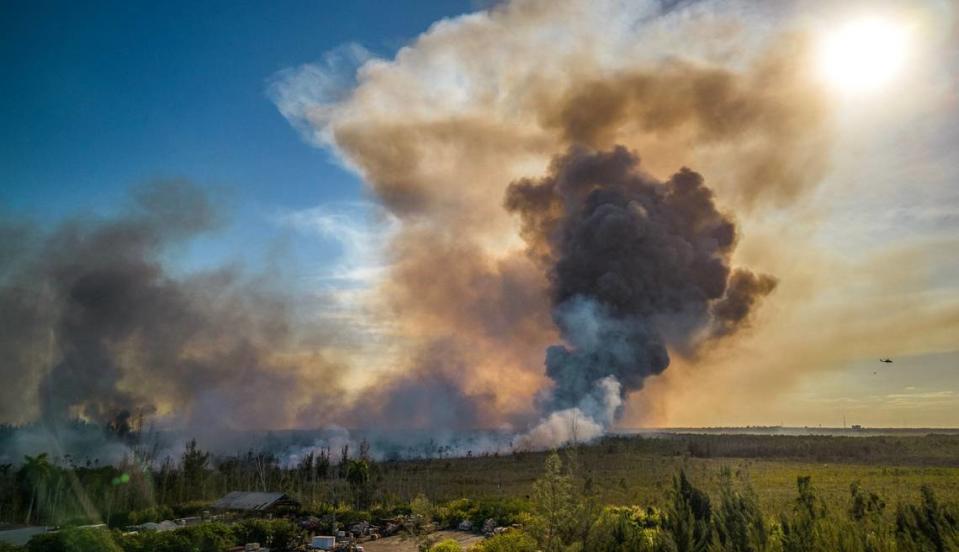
top-left (818, 17), bottom-right (910, 95)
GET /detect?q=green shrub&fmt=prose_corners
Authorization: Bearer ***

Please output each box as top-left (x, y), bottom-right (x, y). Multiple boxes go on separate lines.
top-left (170, 500), bottom-right (212, 517)
top-left (0, 542), bottom-right (24, 552)
top-left (120, 530), bottom-right (196, 552)
top-left (435, 498), bottom-right (475, 528)
top-left (332, 507), bottom-right (372, 526)
top-left (470, 529), bottom-right (538, 552)
top-left (409, 494), bottom-right (434, 534)
top-left (233, 519), bottom-right (305, 551)
top-left (26, 527), bottom-right (123, 552)
top-left (586, 507), bottom-right (653, 551)
top-left (429, 538), bottom-right (462, 552)
top-left (109, 505), bottom-right (177, 528)
top-left (121, 522), bottom-right (236, 552)
top-left (471, 498), bottom-right (531, 528)
top-left (371, 504), bottom-right (411, 520)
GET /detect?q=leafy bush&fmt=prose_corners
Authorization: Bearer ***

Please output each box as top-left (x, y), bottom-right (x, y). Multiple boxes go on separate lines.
top-left (586, 506), bottom-right (669, 552)
top-left (232, 518), bottom-right (305, 551)
top-left (333, 507), bottom-right (372, 526)
top-left (435, 498), bottom-right (475, 528)
top-left (371, 504), bottom-right (411, 520)
top-left (470, 529), bottom-right (538, 552)
top-left (409, 494), bottom-right (434, 534)
top-left (471, 498), bottom-right (531, 528)
top-left (431, 497), bottom-right (531, 530)
top-left (26, 527), bottom-right (123, 552)
top-left (0, 542), bottom-right (23, 552)
top-left (428, 538), bottom-right (462, 552)
top-left (109, 505), bottom-right (176, 528)
top-left (169, 500), bottom-right (211, 517)
top-left (121, 522), bottom-right (235, 552)
top-left (586, 507), bottom-right (655, 551)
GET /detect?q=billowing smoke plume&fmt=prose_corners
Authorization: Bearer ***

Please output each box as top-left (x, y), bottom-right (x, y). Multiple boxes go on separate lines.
top-left (506, 146), bottom-right (776, 445)
top-left (0, 181), bottom-right (345, 433)
top-left (1, 0), bottom-right (835, 458)
top-left (269, 0), bottom-right (828, 439)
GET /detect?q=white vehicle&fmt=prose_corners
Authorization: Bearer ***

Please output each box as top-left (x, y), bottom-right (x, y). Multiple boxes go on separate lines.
top-left (309, 536), bottom-right (336, 550)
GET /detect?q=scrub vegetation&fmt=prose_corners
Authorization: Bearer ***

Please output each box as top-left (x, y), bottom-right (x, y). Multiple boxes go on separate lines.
top-left (2, 432), bottom-right (958, 551)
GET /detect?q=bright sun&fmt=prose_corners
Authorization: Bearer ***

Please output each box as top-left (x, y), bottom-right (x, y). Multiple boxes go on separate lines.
top-left (818, 17), bottom-right (910, 95)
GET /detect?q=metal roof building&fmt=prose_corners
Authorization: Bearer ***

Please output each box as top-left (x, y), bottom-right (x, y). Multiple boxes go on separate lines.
top-left (212, 491), bottom-right (300, 512)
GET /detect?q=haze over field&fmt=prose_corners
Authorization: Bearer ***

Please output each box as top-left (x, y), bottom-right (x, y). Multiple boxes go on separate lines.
top-left (2, 0), bottom-right (958, 459)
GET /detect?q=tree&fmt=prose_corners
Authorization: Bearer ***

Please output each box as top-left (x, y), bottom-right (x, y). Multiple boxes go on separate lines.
top-left (779, 476), bottom-right (825, 552)
top-left (338, 444), bottom-right (350, 478)
top-left (180, 439), bottom-right (209, 501)
top-left (529, 452), bottom-right (576, 552)
top-left (710, 468), bottom-right (768, 552)
top-left (895, 485), bottom-right (959, 552)
top-left (315, 449), bottom-right (331, 480)
top-left (564, 447), bottom-right (601, 548)
top-left (666, 470), bottom-right (711, 552)
top-left (345, 459), bottom-right (372, 509)
top-left (18, 453), bottom-right (54, 524)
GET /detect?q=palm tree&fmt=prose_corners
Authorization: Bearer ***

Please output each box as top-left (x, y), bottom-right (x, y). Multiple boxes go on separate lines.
top-left (346, 460), bottom-right (371, 509)
top-left (18, 453), bottom-right (54, 524)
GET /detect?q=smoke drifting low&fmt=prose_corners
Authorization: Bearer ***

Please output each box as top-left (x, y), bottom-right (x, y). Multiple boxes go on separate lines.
top-left (0, 182), bottom-right (345, 434)
top-left (506, 146), bottom-right (776, 445)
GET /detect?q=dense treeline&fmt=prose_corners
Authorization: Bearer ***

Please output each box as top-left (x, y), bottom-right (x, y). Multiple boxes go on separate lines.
top-left (0, 437), bottom-right (380, 527)
top-left (600, 433), bottom-right (959, 466)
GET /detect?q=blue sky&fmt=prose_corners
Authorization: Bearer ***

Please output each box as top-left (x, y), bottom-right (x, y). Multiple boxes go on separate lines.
top-left (1, 0), bottom-right (472, 272)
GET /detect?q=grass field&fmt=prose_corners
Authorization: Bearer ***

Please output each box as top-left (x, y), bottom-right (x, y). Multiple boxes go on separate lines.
top-left (374, 433), bottom-right (959, 517)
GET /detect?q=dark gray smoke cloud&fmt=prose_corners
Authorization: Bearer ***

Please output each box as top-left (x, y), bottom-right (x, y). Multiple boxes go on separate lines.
top-left (506, 146), bottom-right (776, 434)
top-left (0, 181), bottom-right (345, 433)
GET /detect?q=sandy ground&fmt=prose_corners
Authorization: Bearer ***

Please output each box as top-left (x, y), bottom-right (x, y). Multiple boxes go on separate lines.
top-left (361, 530), bottom-right (485, 551)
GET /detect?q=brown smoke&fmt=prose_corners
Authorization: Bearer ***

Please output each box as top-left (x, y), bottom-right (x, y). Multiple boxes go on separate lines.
top-left (280, 0), bottom-right (830, 430)
top-left (3, 0), bottom-right (838, 438)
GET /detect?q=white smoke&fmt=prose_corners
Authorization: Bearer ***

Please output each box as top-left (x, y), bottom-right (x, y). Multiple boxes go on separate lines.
top-left (516, 375), bottom-right (622, 450)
